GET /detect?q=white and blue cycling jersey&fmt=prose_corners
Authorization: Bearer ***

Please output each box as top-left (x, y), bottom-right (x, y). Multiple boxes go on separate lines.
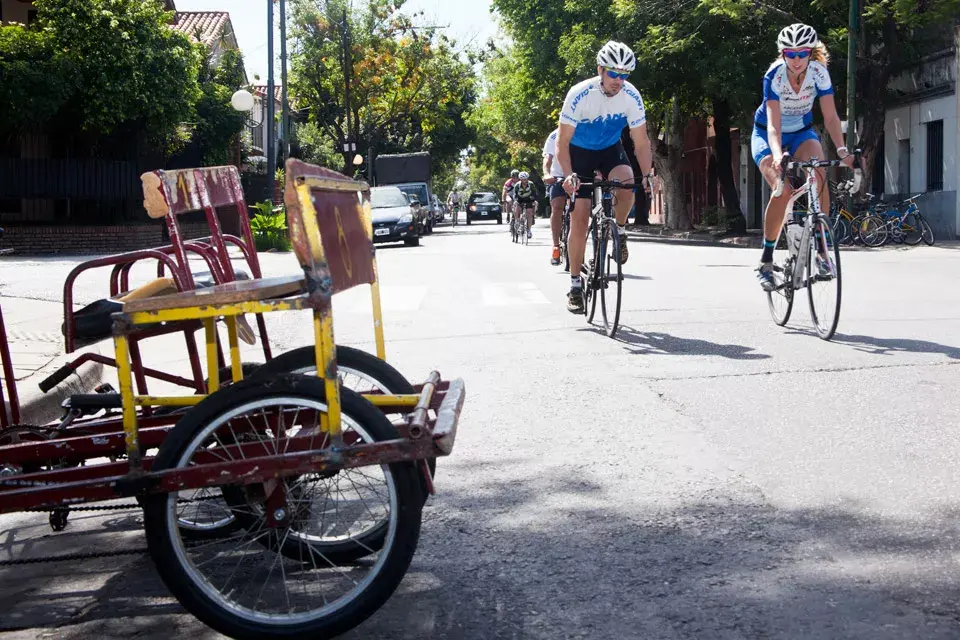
top-left (559, 77), bottom-right (646, 151)
top-left (753, 60), bottom-right (834, 133)
top-left (541, 129), bottom-right (565, 179)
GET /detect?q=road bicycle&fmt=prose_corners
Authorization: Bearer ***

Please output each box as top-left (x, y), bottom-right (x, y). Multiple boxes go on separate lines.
top-left (861, 194), bottom-right (935, 247)
top-left (766, 150), bottom-right (863, 340)
top-left (569, 177), bottom-right (647, 338)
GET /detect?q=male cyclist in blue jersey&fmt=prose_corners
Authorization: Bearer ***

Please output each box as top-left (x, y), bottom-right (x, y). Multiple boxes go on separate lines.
top-left (752, 23), bottom-right (854, 291)
top-left (556, 41), bottom-right (654, 314)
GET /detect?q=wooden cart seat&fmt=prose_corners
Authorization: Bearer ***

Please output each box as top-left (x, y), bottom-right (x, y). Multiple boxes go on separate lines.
top-left (121, 275), bottom-right (305, 314)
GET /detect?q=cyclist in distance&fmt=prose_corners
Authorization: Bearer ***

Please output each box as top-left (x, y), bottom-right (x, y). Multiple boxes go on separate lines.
top-left (510, 171), bottom-right (539, 239)
top-left (502, 169), bottom-right (520, 225)
top-left (752, 23), bottom-right (855, 291)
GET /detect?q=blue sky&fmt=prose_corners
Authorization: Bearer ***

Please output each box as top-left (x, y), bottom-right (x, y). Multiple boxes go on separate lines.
top-left (175, 0), bottom-right (501, 84)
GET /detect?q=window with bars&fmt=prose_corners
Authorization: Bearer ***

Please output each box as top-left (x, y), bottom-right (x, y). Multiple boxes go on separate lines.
top-left (926, 120), bottom-right (943, 191)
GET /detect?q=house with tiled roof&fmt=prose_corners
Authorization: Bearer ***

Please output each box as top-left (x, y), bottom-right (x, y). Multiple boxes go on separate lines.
top-left (0, 0), bottom-right (275, 253)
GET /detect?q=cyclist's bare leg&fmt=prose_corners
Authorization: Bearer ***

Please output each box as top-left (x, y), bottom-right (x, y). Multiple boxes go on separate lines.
top-left (608, 164), bottom-right (634, 225)
top-left (526, 205), bottom-right (534, 229)
top-left (759, 155), bottom-right (794, 247)
top-left (568, 197), bottom-right (592, 280)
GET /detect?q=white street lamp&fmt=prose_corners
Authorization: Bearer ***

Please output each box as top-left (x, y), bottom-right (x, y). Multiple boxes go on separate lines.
top-left (231, 89), bottom-right (255, 113)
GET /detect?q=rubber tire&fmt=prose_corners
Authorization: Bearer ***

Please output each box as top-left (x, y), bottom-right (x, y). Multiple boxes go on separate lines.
top-left (920, 218), bottom-right (935, 246)
top-left (600, 225), bottom-right (623, 338)
top-left (496, 216), bottom-right (502, 224)
top-left (767, 225), bottom-right (794, 327)
top-left (807, 218), bottom-right (842, 340)
top-left (143, 375), bottom-right (422, 640)
top-left (586, 225), bottom-right (602, 324)
top-left (902, 214), bottom-right (923, 246)
top-left (249, 345), bottom-right (436, 497)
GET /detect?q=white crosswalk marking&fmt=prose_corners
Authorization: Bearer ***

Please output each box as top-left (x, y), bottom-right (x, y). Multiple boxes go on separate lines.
top-left (481, 282), bottom-right (550, 306)
top-left (341, 285), bottom-right (429, 313)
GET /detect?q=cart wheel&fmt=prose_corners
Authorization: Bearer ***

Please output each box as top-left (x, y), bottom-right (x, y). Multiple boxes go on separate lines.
top-left (143, 375), bottom-right (422, 640)
top-left (150, 362), bottom-right (262, 541)
top-left (250, 345), bottom-right (437, 499)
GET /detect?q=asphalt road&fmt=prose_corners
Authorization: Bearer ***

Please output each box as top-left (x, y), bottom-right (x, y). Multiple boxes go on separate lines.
top-left (2, 221), bottom-right (960, 639)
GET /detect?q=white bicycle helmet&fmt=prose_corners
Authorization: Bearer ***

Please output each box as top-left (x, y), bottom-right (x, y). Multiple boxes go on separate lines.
top-left (777, 23), bottom-right (818, 50)
top-left (596, 41), bottom-right (636, 72)
top-left (518, 171), bottom-right (530, 179)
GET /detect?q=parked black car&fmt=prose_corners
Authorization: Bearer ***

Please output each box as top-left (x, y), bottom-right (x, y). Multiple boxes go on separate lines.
top-left (370, 186), bottom-right (424, 246)
top-left (466, 192), bottom-right (502, 224)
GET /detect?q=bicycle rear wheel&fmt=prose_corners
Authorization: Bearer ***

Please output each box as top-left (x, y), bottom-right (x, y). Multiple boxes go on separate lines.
top-left (919, 216), bottom-right (935, 246)
top-left (599, 222), bottom-right (623, 338)
top-left (766, 224), bottom-right (794, 326)
top-left (807, 216), bottom-right (842, 340)
top-left (859, 215), bottom-right (887, 247)
top-left (560, 209), bottom-right (570, 271)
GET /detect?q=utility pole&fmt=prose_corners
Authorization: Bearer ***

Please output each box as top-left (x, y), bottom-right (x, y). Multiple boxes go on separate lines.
top-left (342, 8), bottom-right (353, 174)
top-left (845, 0), bottom-right (858, 151)
top-left (266, 0), bottom-right (276, 196)
top-left (845, 0), bottom-right (859, 204)
top-left (279, 0), bottom-right (290, 163)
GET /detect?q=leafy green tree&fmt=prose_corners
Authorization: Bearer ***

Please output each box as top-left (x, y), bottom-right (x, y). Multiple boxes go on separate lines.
top-left (0, 25), bottom-right (77, 135)
top-left (30, 0), bottom-right (202, 143)
top-left (289, 0), bottom-right (477, 177)
top-left (190, 48), bottom-right (248, 165)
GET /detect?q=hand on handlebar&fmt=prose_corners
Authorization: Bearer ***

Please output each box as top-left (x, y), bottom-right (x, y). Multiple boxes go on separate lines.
top-left (562, 173), bottom-right (579, 197)
top-left (772, 152), bottom-right (791, 198)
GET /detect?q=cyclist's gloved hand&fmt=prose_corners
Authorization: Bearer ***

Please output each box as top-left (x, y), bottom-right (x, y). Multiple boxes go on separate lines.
top-left (562, 173), bottom-right (579, 196)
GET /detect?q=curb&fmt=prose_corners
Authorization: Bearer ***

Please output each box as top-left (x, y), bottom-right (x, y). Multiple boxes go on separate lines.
top-left (625, 229), bottom-right (763, 249)
top-left (9, 346), bottom-right (105, 426)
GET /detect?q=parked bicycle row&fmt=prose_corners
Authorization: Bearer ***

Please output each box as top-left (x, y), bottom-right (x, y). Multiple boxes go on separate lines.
top-left (829, 182), bottom-right (936, 248)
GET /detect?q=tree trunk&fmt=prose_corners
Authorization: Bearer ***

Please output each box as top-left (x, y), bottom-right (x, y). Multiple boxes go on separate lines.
top-left (711, 97), bottom-right (746, 233)
top-left (656, 98), bottom-right (692, 231)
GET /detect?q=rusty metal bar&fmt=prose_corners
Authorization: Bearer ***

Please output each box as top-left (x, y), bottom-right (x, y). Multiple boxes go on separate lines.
top-left (407, 371), bottom-right (441, 440)
top-left (113, 334), bottom-right (141, 469)
top-left (0, 436), bottom-right (437, 514)
top-left (433, 378), bottom-right (464, 455)
top-left (0, 304), bottom-right (20, 427)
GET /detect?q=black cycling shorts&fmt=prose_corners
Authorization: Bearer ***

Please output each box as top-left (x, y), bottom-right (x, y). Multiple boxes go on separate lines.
top-left (515, 198), bottom-right (536, 208)
top-left (548, 181), bottom-right (568, 200)
top-left (570, 142), bottom-right (632, 198)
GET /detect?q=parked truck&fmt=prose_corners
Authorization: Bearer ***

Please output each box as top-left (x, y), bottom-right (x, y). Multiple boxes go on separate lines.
top-left (374, 152), bottom-right (440, 233)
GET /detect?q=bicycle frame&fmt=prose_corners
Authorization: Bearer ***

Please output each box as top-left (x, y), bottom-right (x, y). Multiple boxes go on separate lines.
top-left (782, 166), bottom-right (826, 290)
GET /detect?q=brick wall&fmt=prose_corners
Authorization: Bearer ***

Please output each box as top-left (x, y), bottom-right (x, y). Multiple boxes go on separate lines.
top-left (0, 222), bottom-right (215, 255)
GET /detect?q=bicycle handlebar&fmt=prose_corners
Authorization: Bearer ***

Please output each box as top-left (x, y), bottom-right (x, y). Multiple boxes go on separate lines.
top-left (772, 149), bottom-right (863, 198)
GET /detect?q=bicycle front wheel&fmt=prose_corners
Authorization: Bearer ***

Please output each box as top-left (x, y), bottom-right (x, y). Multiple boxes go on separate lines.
top-left (600, 222), bottom-right (623, 338)
top-left (902, 213), bottom-right (923, 245)
top-left (920, 216), bottom-right (935, 246)
top-left (807, 217), bottom-right (842, 340)
top-left (766, 223), bottom-right (794, 326)
top-left (585, 222), bottom-right (603, 323)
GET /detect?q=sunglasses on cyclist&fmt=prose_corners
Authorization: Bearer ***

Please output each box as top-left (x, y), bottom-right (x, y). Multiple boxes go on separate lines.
top-left (604, 68), bottom-right (630, 80)
top-left (783, 49), bottom-right (811, 59)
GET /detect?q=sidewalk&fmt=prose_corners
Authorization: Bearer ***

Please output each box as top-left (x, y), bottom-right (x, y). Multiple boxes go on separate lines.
top-left (1, 296), bottom-right (105, 425)
top-left (625, 224), bottom-right (764, 248)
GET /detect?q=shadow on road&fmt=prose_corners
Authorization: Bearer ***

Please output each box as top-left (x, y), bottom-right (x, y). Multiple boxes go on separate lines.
top-left (787, 329), bottom-right (960, 359)
top-left (5, 469), bottom-right (960, 639)
top-left (610, 326), bottom-right (771, 360)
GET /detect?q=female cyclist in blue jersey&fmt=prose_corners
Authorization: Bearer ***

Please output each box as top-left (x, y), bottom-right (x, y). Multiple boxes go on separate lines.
top-left (753, 23), bottom-right (855, 291)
